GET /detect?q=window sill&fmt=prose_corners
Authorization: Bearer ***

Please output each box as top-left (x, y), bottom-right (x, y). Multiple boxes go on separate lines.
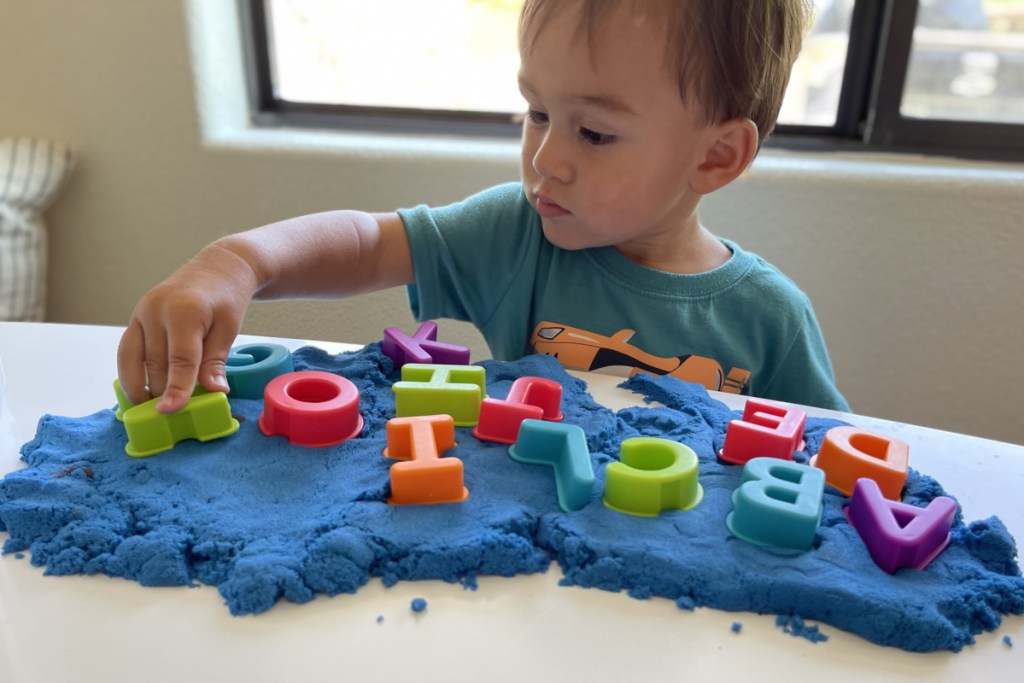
top-left (203, 123), bottom-right (522, 164)
top-left (750, 147), bottom-right (1024, 186)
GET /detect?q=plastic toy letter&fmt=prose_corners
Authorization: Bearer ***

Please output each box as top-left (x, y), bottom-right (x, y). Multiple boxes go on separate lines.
top-left (384, 414), bottom-right (468, 505)
top-left (225, 343), bottom-right (294, 400)
top-left (112, 380), bottom-right (239, 458)
top-left (472, 376), bottom-right (563, 444)
top-left (603, 437), bottom-right (703, 516)
top-left (393, 364), bottom-right (486, 427)
top-left (382, 321), bottom-right (471, 368)
top-left (726, 457), bottom-right (825, 551)
top-left (504, 376), bottom-right (564, 421)
top-left (810, 427), bottom-right (909, 499)
top-left (259, 371), bottom-right (363, 447)
top-left (508, 419), bottom-right (594, 512)
top-left (846, 478), bottom-right (957, 573)
top-left (718, 398), bottom-right (806, 465)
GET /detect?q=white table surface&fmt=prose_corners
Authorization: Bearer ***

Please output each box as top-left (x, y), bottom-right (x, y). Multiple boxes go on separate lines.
top-left (1, 322), bottom-right (1021, 682)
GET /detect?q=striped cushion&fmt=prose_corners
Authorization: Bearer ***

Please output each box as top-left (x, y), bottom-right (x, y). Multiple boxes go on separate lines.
top-left (0, 138), bottom-right (74, 321)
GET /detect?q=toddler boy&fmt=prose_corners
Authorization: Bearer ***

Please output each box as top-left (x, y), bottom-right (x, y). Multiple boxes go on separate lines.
top-left (118, 0), bottom-right (848, 413)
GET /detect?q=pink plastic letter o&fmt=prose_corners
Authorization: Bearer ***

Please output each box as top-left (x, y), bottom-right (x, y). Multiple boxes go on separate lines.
top-left (258, 371), bottom-right (363, 447)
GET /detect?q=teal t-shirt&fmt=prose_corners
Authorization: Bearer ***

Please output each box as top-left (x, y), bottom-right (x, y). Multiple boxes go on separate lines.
top-left (399, 182), bottom-right (848, 411)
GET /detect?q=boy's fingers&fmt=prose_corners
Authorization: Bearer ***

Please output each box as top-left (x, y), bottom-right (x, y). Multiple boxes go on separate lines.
top-left (116, 321), bottom-right (154, 406)
top-left (198, 322), bottom-right (239, 393)
top-left (154, 327), bottom-right (204, 414)
top-left (140, 329), bottom-right (169, 400)
top-left (155, 388), bottom-right (191, 414)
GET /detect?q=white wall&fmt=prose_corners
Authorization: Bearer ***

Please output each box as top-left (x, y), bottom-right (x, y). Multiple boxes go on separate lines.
top-left (3, 1), bottom-right (1023, 444)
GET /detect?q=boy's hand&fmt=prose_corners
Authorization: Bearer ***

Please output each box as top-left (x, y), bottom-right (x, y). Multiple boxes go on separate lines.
top-left (116, 210), bottom-right (413, 413)
top-left (116, 244), bottom-right (259, 413)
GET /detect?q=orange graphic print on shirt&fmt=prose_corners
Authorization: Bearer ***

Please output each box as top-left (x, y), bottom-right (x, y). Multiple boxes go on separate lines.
top-left (530, 322), bottom-right (750, 394)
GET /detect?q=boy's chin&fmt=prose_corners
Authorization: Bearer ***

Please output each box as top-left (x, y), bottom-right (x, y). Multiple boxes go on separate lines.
top-left (536, 216), bottom-right (606, 250)
top-left (541, 228), bottom-right (588, 251)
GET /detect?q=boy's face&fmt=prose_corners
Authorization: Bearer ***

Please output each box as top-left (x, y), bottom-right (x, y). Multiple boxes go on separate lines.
top-left (518, 3), bottom-right (717, 261)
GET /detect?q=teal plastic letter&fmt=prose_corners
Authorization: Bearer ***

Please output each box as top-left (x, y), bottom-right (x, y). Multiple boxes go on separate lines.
top-left (726, 457), bottom-right (824, 550)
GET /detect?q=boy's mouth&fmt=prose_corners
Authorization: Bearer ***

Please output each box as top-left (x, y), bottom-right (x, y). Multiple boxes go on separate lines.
top-left (534, 195), bottom-right (571, 219)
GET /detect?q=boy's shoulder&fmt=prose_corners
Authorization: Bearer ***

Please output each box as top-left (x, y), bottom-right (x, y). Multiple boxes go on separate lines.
top-left (442, 182), bottom-right (527, 212)
top-left (400, 182), bottom-right (533, 229)
top-left (721, 239), bottom-right (812, 307)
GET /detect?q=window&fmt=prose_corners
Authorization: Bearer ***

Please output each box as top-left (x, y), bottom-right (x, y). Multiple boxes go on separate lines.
top-left (241, 0), bottom-right (1024, 160)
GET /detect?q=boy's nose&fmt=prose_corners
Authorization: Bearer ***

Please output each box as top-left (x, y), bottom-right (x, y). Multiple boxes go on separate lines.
top-left (532, 131), bottom-right (573, 183)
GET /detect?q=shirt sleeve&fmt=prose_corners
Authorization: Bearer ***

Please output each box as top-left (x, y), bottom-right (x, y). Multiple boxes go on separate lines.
top-left (397, 182), bottom-right (542, 349)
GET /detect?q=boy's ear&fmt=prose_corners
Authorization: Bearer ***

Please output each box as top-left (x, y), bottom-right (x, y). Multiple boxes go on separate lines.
top-left (690, 118), bottom-right (759, 195)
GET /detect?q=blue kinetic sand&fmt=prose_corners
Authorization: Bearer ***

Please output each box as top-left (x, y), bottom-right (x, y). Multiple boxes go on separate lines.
top-left (2, 344), bottom-right (1024, 652)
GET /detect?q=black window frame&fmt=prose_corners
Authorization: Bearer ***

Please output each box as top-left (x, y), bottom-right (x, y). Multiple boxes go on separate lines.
top-left (239, 0), bottom-right (1024, 162)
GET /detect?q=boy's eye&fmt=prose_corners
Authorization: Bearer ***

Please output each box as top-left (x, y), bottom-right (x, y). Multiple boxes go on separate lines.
top-left (579, 127), bottom-right (615, 146)
top-left (525, 109), bottom-right (549, 125)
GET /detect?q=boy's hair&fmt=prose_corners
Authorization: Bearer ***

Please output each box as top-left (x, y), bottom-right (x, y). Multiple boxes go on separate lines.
top-left (519, 0), bottom-right (811, 149)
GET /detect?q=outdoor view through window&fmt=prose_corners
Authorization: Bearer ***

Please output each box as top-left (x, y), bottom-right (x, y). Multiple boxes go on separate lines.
top-left (265, 0), bottom-right (1024, 129)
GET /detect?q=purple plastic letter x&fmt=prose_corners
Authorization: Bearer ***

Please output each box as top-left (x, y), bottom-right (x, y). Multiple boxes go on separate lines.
top-left (382, 321), bottom-right (471, 369)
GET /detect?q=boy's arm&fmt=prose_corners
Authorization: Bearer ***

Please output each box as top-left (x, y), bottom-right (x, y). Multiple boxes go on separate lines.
top-left (116, 211), bottom-right (412, 413)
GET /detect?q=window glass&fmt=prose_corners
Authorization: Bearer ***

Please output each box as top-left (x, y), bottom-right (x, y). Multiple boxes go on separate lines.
top-left (268, 0), bottom-right (524, 114)
top-left (779, 0), bottom-right (856, 126)
top-left (267, 0), bottom-right (855, 127)
top-left (902, 0), bottom-right (1024, 122)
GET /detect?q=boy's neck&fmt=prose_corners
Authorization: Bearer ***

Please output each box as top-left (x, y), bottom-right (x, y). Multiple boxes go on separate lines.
top-left (614, 224), bottom-right (731, 275)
